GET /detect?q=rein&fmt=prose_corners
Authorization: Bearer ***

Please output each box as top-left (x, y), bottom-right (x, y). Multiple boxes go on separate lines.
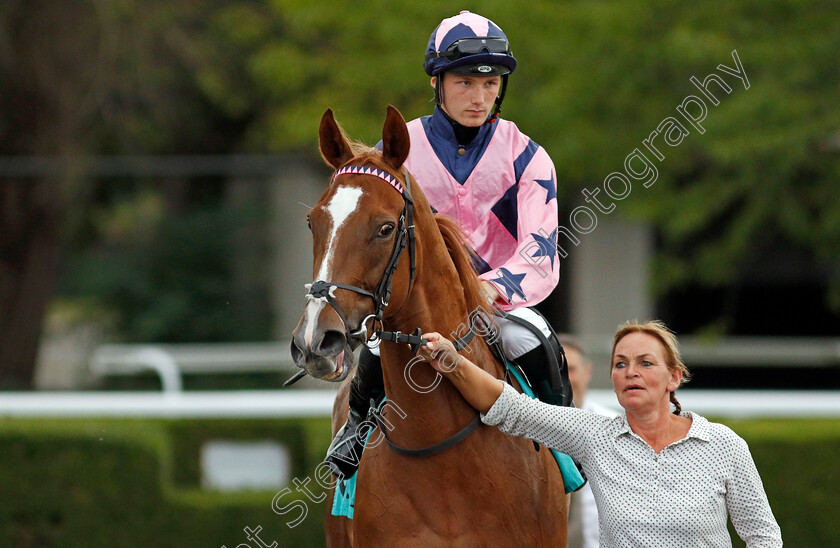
top-left (374, 412), bottom-right (482, 458)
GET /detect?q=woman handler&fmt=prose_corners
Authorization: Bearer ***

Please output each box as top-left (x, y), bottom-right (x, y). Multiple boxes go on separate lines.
top-left (418, 320), bottom-right (783, 547)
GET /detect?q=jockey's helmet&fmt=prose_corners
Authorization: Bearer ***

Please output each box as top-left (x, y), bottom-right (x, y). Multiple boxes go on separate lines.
top-left (424, 11), bottom-right (517, 77)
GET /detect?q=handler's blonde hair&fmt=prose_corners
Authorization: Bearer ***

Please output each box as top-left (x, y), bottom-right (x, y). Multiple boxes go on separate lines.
top-left (611, 320), bottom-right (691, 415)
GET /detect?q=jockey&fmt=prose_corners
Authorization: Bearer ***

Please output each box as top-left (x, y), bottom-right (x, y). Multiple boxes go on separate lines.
top-left (326, 10), bottom-right (572, 478)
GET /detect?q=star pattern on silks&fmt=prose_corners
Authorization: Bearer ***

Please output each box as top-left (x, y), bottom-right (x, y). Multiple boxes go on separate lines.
top-left (535, 170), bottom-right (557, 204)
top-left (490, 267), bottom-right (527, 302)
top-left (530, 228), bottom-right (558, 269)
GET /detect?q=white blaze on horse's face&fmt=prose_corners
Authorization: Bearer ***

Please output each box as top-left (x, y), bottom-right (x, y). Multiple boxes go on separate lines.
top-left (303, 185), bottom-right (364, 349)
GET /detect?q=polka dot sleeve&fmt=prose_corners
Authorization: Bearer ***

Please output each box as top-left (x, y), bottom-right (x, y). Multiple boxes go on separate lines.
top-left (481, 382), bottom-right (611, 462)
top-left (723, 431), bottom-right (783, 547)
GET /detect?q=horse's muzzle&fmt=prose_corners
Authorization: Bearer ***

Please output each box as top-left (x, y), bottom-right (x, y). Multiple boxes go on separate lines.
top-left (290, 328), bottom-right (356, 382)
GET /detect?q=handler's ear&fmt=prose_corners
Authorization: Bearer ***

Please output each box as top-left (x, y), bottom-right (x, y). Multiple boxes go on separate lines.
top-left (667, 369), bottom-right (682, 393)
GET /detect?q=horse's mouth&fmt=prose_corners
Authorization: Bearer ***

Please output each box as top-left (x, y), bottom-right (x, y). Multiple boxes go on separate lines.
top-left (291, 323), bottom-right (368, 383)
top-left (323, 350), bottom-right (346, 381)
top-left (308, 340), bottom-right (357, 383)
top-left (314, 327), bottom-right (372, 382)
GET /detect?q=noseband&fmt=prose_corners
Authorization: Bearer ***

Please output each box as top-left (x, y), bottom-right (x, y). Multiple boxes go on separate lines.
top-left (305, 164), bottom-right (422, 350)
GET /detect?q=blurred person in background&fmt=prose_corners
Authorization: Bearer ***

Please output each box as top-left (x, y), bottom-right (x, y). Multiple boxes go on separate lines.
top-left (418, 320), bottom-right (783, 547)
top-left (557, 334), bottom-right (618, 548)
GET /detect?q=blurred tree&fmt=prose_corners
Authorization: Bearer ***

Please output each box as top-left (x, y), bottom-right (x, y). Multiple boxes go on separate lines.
top-left (0, 1), bottom-right (105, 388)
top-left (0, 0), bottom-right (265, 386)
top-left (2, 0), bottom-right (839, 386)
top-left (205, 0), bottom-right (840, 332)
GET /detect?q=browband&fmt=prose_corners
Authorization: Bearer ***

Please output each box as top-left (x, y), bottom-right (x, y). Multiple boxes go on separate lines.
top-left (333, 165), bottom-right (405, 196)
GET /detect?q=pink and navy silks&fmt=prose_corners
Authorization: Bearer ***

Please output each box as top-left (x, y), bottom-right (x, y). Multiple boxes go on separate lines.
top-left (404, 107), bottom-right (560, 310)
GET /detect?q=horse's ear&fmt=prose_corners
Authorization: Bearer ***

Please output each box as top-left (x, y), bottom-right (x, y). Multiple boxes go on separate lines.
top-left (381, 105), bottom-right (410, 171)
top-left (320, 108), bottom-right (354, 170)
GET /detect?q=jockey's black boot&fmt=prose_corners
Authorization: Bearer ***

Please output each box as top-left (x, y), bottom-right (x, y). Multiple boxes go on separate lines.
top-left (324, 347), bottom-right (385, 478)
top-left (514, 336), bottom-right (574, 407)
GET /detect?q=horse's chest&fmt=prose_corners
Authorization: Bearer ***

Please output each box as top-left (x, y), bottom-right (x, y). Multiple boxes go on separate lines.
top-left (351, 459), bottom-right (564, 546)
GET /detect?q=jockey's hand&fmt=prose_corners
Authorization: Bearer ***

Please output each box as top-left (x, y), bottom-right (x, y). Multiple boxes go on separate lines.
top-left (418, 332), bottom-right (463, 374)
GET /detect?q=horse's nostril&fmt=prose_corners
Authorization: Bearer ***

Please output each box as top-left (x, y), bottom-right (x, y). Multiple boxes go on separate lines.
top-left (290, 340), bottom-right (305, 364)
top-left (317, 330), bottom-right (346, 356)
top-left (290, 333), bottom-right (313, 366)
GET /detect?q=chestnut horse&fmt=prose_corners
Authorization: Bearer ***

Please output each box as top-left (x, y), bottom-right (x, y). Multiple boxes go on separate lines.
top-left (290, 106), bottom-right (567, 547)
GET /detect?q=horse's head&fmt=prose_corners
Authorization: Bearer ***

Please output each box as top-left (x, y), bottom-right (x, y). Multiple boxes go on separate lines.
top-left (290, 105), bottom-right (416, 382)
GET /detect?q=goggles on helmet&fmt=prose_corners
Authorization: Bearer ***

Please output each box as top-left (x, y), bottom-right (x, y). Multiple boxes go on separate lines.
top-left (426, 37), bottom-right (511, 61)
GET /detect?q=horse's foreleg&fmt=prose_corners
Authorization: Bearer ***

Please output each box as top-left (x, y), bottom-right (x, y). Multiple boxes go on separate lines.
top-left (324, 488), bottom-right (353, 548)
top-left (325, 377), bottom-right (353, 547)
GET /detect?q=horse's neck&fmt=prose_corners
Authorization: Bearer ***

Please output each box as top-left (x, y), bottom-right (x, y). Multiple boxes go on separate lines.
top-left (378, 283), bottom-right (500, 446)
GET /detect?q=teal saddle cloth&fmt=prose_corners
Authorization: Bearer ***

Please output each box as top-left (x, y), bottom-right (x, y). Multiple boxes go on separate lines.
top-left (331, 364), bottom-right (586, 519)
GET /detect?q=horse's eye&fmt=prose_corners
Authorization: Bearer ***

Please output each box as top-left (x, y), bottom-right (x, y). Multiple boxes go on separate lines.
top-left (377, 223), bottom-right (395, 238)
top-left (306, 215), bottom-right (311, 230)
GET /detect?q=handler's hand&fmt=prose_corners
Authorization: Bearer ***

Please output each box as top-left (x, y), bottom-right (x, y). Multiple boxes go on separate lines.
top-left (419, 332), bottom-right (503, 414)
top-left (418, 332), bottom-right (462, 374)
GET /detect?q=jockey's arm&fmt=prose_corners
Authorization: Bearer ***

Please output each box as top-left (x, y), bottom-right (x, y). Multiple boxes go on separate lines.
top-left (420, 332), bottom-right (504, 414)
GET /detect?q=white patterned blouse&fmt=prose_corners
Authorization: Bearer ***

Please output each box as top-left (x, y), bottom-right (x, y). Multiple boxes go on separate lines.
top-left (482, 383), bottom-right (783, 548)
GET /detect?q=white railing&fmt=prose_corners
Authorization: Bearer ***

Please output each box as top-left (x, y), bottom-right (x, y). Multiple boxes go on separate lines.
top-left (581, 335), bottom-right (840, 369)
top-left (1, 337), bottom-right (828, 420)
top-left (89, 341), bottom-right (296, 393)
top-left (1, 389), bottom-right (839, 418)
top-left (88, 337), bottom-right (840, 395)
top-left (589, 389), bottom-right (840, 418)
top-left (679, 336), bottom-right (840, 367)
top-left (0, 390), bottom-right (336, 418)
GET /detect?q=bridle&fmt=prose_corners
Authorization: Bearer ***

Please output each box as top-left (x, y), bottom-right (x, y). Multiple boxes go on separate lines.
top-left (304, 163), bottom-right (424, 351)
top-left (286, 161), bottom-right (475, 391)
top-left (297, 161), bottom-right (483, 457)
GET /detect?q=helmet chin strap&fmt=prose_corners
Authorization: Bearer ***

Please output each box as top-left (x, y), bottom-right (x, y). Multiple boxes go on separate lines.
top-left (487, 74), bottom-right (509, 123)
